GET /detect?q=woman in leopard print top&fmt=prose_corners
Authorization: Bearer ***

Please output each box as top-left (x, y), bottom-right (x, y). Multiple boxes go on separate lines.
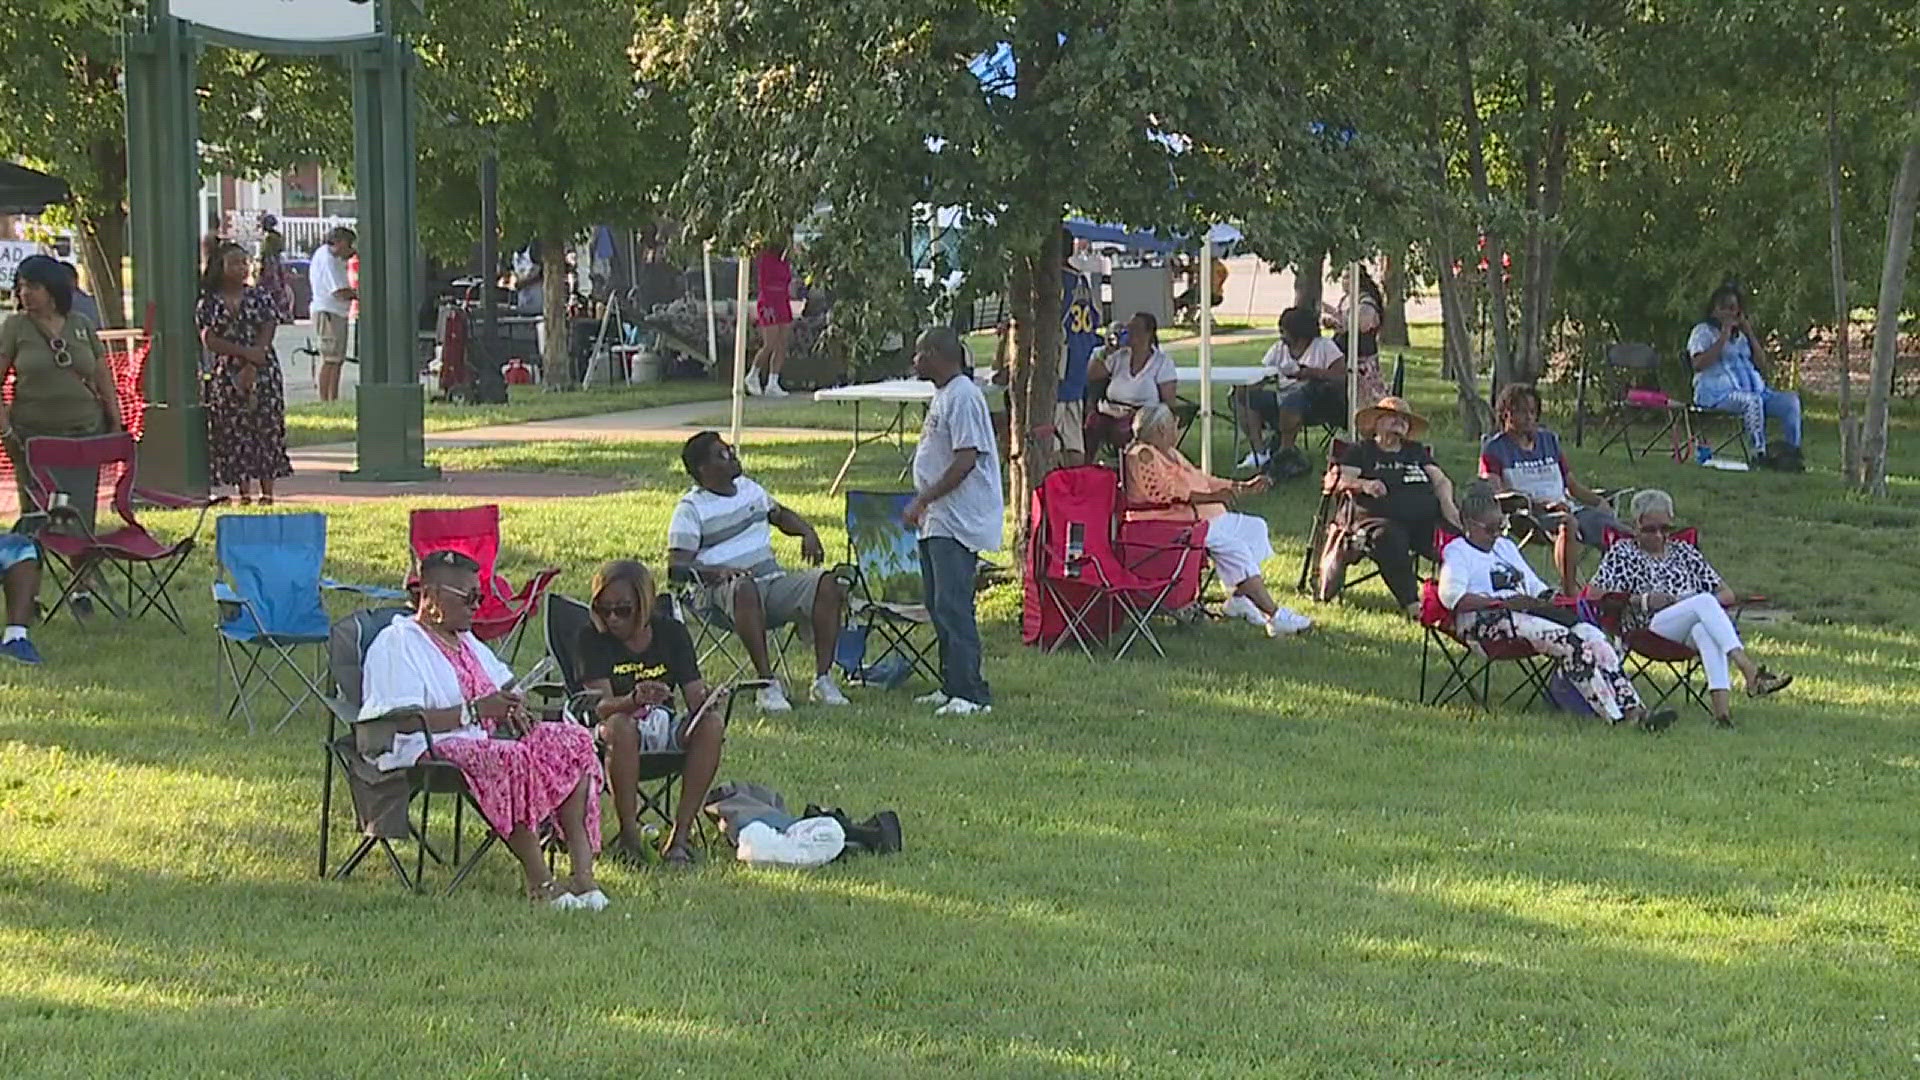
top-left (1590, 489), bottom-right (1790, 727)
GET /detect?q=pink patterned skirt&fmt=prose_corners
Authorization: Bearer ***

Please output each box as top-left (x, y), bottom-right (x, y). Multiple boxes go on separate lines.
top-left (426, 722), bottom-right (603, 849)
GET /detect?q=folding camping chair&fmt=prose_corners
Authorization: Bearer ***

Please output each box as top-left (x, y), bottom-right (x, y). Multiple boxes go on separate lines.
top-left (844, 491), bottom-right (941, 685)
top-left (1588, 344), bottom-right (1747, 464)
top-left (316, 606), bottom-right (510, 894)
top-left (1296, 438), bottom-right (1438, 602)
top-left (1591, 525), bottom-right (1763, 717)
top-left (407, 505), bottom-right (560, 662)
top-left (1025, 465), bottom-right (1202, 660)
top-left (213, 513), bottom-right (333, 735)
top-left (668, 579), bottom-right (800, 687)
top-left (532, 594), bottom-right (750, 847)
top-left (23, 432), bottom-right (219, 631)
top-left (1113, 449), bottom-right (1215, 610)
top-left (1415, 528), bottom-right (1564, 711)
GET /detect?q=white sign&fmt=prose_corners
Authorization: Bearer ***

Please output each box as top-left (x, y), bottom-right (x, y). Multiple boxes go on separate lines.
top-left (169, 0), bottom-right (378, 43)
top-left (0, 242), bottom-right (44, 287)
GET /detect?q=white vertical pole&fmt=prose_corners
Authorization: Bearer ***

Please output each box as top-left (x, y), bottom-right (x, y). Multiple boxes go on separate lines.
top-left (703, 239), bottom-right (720, 379)
top-left (732, 253), bottom-right (751, 445)
top-left (1199, 237), bottom-right (1214, 473)
top-left (1347, 261), bottom-right (1361, 439)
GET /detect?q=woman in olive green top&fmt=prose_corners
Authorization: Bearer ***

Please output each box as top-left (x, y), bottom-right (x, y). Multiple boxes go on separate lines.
top-left (0, 254), bottom-right (123, 533)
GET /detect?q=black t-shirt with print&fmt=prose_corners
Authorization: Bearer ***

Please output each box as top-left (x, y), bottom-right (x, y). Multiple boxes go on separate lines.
top-left (574, 616), bottom-right (702, 698)
top-left (1340, 439), bottom-right (1441, 523)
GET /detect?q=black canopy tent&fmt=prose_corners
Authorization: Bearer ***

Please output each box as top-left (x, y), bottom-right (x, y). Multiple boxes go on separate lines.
top-left (0, 161), bottom-right (71, 216)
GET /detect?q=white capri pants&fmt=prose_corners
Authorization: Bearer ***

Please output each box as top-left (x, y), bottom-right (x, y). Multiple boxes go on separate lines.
top-left (1647, 593), bottom-right (1744, 691)
top-left (1205, 512), bottom-right (1274, 588)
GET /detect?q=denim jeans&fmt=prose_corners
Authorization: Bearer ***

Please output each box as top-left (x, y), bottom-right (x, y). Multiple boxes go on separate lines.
top-left (1709, 388), bottom-right (1801, 452)
top-left (918, 536), bottom-right (990, 705)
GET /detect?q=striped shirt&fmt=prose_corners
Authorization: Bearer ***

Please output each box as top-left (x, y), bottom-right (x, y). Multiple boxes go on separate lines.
top-left (668, 478), bottom-right (781, 575)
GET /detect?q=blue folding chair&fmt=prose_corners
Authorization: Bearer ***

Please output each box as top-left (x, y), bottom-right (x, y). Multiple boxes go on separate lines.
top-left (843, 491), bottom-right (940, 687)
top-left (214, 513), bottom-right (397, 735)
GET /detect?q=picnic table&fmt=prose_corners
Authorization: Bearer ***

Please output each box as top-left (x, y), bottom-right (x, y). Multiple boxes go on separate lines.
top-left (813, 371), bottom-right (1002, 495)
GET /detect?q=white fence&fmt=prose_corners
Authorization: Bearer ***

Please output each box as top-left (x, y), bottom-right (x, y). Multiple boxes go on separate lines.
top-left (278, 215), bottom-right (358, 256)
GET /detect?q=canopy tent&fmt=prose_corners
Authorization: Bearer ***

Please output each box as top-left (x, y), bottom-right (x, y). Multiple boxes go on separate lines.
top-left (1064, 218), bottom-right (1242, 255)
top-left (0, 161), bottom-right (71, 216)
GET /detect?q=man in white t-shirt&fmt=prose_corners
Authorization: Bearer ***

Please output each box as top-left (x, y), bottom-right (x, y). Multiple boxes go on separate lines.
top-left (667, 431), bottom-right (850, 713)
top-left (306, 226), bottom-right (358, 402)
top-left (1237, 307), bottom-right (1348, 476)
top-left (905, 326), bottom-right (1003, 716)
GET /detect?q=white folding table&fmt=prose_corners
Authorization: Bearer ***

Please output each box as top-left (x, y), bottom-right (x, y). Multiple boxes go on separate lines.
top-left (1174, 365), bottom-right (1273, 471)
top-left (813, 371), bottom-right (1002, 495)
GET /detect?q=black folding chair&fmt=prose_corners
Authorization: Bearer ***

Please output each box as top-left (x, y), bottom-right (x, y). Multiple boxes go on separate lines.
top-left (534, 594), bottom-right (751, 843)
top-left (668, 579), bottom-right (800, 687)
top-left (316, 607), bottom-right (509, 895)
top-left (1588, 344), bottom-right (1747, 464)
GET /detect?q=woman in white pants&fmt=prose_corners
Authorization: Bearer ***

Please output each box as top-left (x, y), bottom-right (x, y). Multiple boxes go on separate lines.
top-left (1122, 404), bottom-right (1312, 638)
top-left (1591, 489), bottom-right (1791, 727)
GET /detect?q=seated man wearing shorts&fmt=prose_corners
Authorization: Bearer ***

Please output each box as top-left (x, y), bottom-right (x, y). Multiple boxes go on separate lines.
top-left (0, 531), bottom-right (45, 665)
top-left (1237, 307), bottom-right (1347, 477)
top-left (668, 431), bottom-right (849, 714)
top-left (1479, 382), bottom-right (1623, 595)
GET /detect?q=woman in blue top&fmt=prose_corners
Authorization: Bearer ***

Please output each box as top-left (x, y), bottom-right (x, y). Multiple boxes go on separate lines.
top-left (1687, 285), bottom-right (1802, 471)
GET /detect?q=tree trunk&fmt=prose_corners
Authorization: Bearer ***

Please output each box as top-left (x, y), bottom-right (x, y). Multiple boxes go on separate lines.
top-left (1455, 26), bottom-right (1515, 388)
top-left (1380, 246), bottom-right (1411, 347)
top-left (1291, 246), bottom-right (1327, 312)
top-left (1826, 89), bottom-right (1859, 483)
top-left (1005, 231), bottom-right (1063, 555)
top-left (80, 132), bottom-right (128, 328)
top-left (1861, 86), bottom-right (1920, 497)
top-left (540, 238), bottom-right (572, 388)
top-left (1425, 111), bottom-right (1490, 441)
top-left (1517, 93), bottom-right (1569, 384)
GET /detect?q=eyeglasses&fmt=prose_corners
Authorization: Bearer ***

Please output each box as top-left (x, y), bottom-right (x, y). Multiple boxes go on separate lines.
top-left (592, 602), bottom-right (636, 620)
top-left (1638, 523), bottom-right (1675, 535)
top-left (429, 583), bottom-right (484, 608)
top-left (49, 336), bottom-right (71, 369)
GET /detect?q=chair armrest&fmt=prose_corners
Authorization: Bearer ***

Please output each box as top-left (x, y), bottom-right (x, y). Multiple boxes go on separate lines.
top-left (132, 486), bottom-right (225, 511)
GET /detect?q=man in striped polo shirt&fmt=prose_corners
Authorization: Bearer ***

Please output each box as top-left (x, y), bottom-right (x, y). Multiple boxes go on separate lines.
top-left (667, 431), bottom-right (849, 712)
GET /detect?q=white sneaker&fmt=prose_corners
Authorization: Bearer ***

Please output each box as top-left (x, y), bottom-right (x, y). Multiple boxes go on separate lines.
top-left (1266, 611), bottom-right (1307, 638)
top-left (933, 697), bottom-right (991, 716)
top-left (548, 891), bottom-right (584, 911)
top-left (1220, 595), bottom-right (1264, 626)
top-left (811, 673), bottom-right (850, 706)
top-left (1237, 450), bottom-right (1271, 470)
top-left (756, 681), bottom-right (793, 713)
top-left (764, 374), bottom-right (790, 397)
top-left (1274, 607), bottom-right (1314, 633)
top-left (573, 889), bottom-right (610, 912)
top-left (745, 372), bottom-right (764, 396)
top-left (913, 689), bottom-right (951, 707)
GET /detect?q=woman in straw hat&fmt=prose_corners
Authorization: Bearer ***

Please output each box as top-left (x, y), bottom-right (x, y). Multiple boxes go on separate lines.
top-left (1319, 396), bottom-right (1463, 616)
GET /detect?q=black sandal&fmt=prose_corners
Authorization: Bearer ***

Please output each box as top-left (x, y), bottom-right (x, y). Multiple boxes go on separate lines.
top-left (1748, 669), bottom-right (1793, 698)
top-left (660, 842), bottom-right (695, 870)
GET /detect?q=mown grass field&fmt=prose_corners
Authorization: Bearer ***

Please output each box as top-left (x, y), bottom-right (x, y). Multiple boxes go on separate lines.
top-left (4, 341), bottom-right (1920, 1076)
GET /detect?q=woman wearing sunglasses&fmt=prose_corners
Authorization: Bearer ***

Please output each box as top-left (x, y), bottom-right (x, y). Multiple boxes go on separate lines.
top-left (0, 254), bottom-right (121, 542)
top-left (575, 560), bottom-right (727, 868)
top-left (360, 550), bottom-right (609, 910)
top-left (1590, 489), bottom-right (1790, 728)
top-left (196, 240), bottom-right (292, 506)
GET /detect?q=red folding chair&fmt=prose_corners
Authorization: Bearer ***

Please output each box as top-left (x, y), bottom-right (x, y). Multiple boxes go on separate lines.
top-left (1021, 465), bottom-right (1201, 660)
top-left (23, 432), bottom-right (220, 631)
top-left (407, 505), bottom-right (560, 662)
top-left (1415, 529), bottom-right (1562, 711)
top-left (1591, 525), bottom-right (1762, 716)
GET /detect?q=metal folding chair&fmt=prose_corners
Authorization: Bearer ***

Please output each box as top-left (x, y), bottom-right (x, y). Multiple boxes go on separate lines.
top-left (1588, 344), bottom-right (1747, 464)
top-left (22, 432), bottom-right (219, 631)
top-left (843, 491), bottom-right (941, 686)
top-left (667, 579), bottom-right (800, 687)
top-left (407, 504), bottom-right (560, 662)
top-left (1591, 526), bottom-right (1762, 717)
top-left (1416, 580), bottom-right (1562, 711)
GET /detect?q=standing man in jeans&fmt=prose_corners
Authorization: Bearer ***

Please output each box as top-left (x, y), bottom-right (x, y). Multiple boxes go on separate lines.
top-left (904, 326), bottom-right (1002, 717)
top-left (307, 226), bottom-right (357, 402)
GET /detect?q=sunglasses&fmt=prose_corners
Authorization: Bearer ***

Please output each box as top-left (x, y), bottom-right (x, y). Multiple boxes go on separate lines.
top-left (1638, 522), bottom-right (1675, 535)
top-left (429, 583), bottom-right (484, 608)
top-left (592, 602), bottom-right (636, 620)
top-left (49, 336), bottom-right (71, 369)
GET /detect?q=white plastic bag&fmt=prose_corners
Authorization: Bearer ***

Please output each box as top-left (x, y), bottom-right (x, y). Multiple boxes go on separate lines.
top-left (734, 817), bottom-right (846, 867)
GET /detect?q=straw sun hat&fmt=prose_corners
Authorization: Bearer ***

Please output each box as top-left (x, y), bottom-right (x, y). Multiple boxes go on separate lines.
top-left (1354, 396), bottom-right (1429, 439)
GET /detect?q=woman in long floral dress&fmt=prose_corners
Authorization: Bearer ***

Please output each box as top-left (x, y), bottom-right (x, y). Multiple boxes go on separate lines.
top-left (195, 241), bottom-right (293, 505)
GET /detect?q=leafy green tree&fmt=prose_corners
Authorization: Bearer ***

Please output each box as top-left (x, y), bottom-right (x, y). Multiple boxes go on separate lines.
top-left (649, 1), bottom-right (1392, 527)
top-left (412, 0), bottom-right (685, 387)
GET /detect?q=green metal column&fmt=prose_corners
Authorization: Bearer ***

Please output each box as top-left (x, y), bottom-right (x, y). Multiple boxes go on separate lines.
top-left (343, 35), bottom-right (436, 482)
top-left (122, 14), bottom-right (206, 494)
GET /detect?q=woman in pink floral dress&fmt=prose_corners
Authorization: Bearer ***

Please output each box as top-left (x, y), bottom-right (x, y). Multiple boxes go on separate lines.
top-left (360, 550), bottom-right (608, 910)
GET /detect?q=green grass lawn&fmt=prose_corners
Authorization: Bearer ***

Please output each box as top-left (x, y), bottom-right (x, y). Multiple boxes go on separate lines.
top-left (6, 352), bottom-right (1920, 1075)
top-left (284, 378), bottom-right (731, 448)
